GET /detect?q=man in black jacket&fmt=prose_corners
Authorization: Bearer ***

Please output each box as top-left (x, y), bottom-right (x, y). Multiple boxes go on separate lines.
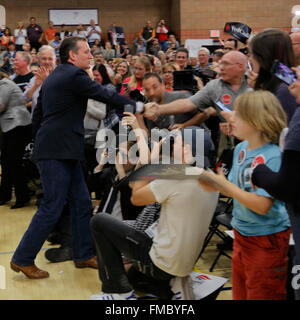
top-left (11, 37), bottom-right (136, 279)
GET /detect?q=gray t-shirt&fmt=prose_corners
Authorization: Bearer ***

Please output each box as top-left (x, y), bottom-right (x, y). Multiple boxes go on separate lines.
top-left (146, 90), bottom-right (197, 130)
top-left (189, 77), bottom-right (250, 112)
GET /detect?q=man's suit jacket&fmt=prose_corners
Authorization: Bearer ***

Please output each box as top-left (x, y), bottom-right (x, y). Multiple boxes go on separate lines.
top-left (32, 62), bottom-right (134, 161)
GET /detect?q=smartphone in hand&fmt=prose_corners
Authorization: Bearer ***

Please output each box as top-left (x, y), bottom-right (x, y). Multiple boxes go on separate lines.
top-left (271, 60), bottom-right (297, 86)
top-left (215, 100), bottom-right (232, 113)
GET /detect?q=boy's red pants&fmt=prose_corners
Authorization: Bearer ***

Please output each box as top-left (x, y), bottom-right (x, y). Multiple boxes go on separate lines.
top-left (232, 228), bottom-right (291, 300)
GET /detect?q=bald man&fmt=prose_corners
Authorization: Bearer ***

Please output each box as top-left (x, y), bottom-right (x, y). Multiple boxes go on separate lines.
top-left (144, 51), bottom-right (249, 123)
top-left (290, 31), bottom-right (300, 66)
top-left (143, 51), bottom-right (249, 155)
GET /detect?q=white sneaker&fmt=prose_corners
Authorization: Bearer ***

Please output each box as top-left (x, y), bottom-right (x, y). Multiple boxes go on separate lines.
top-left (90, 291), bottom-right (137, 300)
top-left (170, 276), bottom-right (195, 300)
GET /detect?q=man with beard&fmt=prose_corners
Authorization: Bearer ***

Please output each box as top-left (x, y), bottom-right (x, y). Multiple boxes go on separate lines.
top-left (141, 72), bottom-right (203, 131)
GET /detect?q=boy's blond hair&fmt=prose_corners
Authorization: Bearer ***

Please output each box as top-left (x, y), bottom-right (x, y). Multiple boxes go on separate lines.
top-left (234, 90), bottom-right (287, 144)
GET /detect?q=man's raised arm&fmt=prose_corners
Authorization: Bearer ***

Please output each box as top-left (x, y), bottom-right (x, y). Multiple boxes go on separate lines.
top-left (143, 98), bottom-right (197, 121)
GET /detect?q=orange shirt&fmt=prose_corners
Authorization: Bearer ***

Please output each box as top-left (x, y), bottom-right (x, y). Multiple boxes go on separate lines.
top-left (44, 28), bottom-right (57, 42)
top-left (0, 35), bottom-right (15, 46)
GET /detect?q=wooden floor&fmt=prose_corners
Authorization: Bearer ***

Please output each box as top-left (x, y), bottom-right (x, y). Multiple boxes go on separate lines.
top-left (0, 200), bottom-right (232, 300)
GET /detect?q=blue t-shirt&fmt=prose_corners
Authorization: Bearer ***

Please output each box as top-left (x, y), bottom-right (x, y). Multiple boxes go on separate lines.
top-left (228, 141), bottom-right (290, 236)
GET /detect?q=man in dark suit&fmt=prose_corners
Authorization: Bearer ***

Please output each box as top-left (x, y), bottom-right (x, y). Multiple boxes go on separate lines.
top-left (10, 37), bottom-right (136, 279)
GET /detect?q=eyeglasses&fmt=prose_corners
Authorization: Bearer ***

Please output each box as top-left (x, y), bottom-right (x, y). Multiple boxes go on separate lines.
top-left (219, 61), bottom-right (240, 67)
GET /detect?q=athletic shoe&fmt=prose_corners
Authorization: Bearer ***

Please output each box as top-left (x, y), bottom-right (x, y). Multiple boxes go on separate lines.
top-left (170, 276), bottom-right (195, 300)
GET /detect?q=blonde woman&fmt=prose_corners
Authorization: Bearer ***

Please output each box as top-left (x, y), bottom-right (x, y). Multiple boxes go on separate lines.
top-left (113, 59), bottom-right (131, 92)
top-left (14, 21), bottom-right (27, 51)
top-left (120, 56), bottom-right (151, 95)
top-left (199, 90), bottom-right (291, 300)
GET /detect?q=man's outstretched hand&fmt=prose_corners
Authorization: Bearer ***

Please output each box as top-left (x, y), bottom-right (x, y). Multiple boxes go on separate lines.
top-left (143, 102), bottom-right (160, 120)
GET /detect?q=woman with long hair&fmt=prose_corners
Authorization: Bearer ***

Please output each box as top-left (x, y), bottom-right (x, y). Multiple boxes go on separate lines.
top-left (113, 59), bottom-right (131, 92)
top-left (0, 28), bottom-right (15, 48)
top-left (248, 29), bottom-right (298, 123)
top-left (14, 22), bottom-right (27, 51)
top-left (92, 63), bottom-right (113, 86)
top-left (161, 63), bottom-right (177, 91)
top-left (120, 56), bottom-right (151, 95)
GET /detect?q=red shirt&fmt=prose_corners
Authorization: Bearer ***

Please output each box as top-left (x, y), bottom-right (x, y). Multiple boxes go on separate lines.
top-left (120, 77), bottom-right (143, 95)
top-left (156, 26), bottom-right (169, 41)
top-left (44, 28), bottom-right (57, 42)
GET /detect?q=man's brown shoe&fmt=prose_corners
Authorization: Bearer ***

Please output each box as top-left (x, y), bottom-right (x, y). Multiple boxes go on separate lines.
top-left (74, 256), bottom-right (98, 269)
top-left (10, 261), bottom-right (49, 279)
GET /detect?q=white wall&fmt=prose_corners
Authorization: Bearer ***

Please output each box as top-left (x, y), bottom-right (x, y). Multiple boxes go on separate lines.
top-left (0, 5), bottom-right (6, 28)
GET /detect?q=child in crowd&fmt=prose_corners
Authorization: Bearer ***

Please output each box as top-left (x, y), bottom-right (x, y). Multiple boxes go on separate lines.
top-left (199, 90), bottom-right (291, 300)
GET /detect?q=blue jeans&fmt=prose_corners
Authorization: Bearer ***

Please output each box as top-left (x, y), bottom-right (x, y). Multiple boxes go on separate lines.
top-left (12, 159), bottom-right (94, 266)
top-left (159, 40), bottom-right (168, 52)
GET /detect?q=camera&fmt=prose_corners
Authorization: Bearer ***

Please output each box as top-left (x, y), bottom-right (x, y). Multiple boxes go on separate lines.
top-left (193, 68), bottom-right (217, 86)
top-left (129, 89), bottom-right (147, 103)
top-left (173, 69), bottom-right (217, 94)
top-left (173, 70), bottom-right (194, 92)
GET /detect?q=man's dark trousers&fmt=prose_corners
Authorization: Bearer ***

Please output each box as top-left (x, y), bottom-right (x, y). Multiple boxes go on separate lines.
top-left (12, 159), bottom-right (95, 266)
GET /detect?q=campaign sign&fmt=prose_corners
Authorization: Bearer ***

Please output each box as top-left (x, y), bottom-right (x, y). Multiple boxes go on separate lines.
top-left (224, 22), bottom-right (252, 44)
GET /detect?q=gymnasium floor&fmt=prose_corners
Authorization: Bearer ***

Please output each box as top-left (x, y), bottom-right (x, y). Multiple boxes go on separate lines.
top-left (0, 200), bottom-right (232, 300)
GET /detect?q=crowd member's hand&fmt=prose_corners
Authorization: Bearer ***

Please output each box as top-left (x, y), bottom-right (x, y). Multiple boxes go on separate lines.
top-left (35, 66), bottom-right (53, 87)
top-left (115, 151), bottom-right (126, 179)
top-left (220, 111), bottom-right (233, 122)
top-left (114, 73), bottom-right (123, 84)
top-left (94, 150), bottom-right (109, 172)
top-left (289, 67), bottom-right (300, 103)
top-left (219, 122), bottom-right (233, 136)
top-left (219, 111), bottom-right (234, 136)
top-left (194, 75), bottom-right (204, 90)
top-left (143, 102), bottom-right (160, 120)
top-left (289, 81), bottom-right (300, 103)
top-left (198, 168), bottom-right (227, 193)
top-left (247, 70), bottom-right (258, 88)
top-left (169, 123), bottom-right (184, 130)
top-left (122, 112), bottom-right (140, 130)
top-left (150, 137), bottom-right (166, 163)
top-left (204, 106), bottom-right (217, 117)
top-left (123, 84), bottom-right (131, 96)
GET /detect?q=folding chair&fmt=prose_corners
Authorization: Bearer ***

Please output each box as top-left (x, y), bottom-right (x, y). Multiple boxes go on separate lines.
top-left (199, 197), bottom-right (233, 258)
top-left (209, 211), bottom-right (233, 272)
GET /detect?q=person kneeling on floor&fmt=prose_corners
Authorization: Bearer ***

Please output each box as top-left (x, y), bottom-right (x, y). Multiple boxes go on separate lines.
top-left (90, 127), bottom-right (219, 300)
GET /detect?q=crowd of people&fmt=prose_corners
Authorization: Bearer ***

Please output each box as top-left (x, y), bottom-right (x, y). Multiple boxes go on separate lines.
top-left (1, 15), bottom-right (300, 301)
